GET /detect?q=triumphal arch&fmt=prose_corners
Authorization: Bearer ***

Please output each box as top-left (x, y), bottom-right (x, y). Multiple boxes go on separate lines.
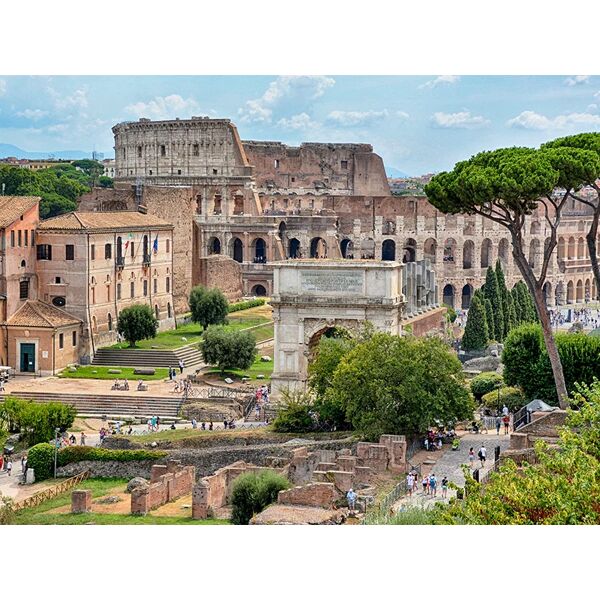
top-left (270, 259), bottom-right (440, 395)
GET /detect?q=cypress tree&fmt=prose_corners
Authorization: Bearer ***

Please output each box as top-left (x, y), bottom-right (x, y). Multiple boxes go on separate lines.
top-left (484, 266), bottom-right (504, 341)
top-left (511, 285), bottom-right (523, 324)
top-left (462, 293), bottom-right (488, 351)
top-left (496, 260), bottom-right (512, 338)
top-left (507, 292), bottom-right (518, 332)
top-left (484, 298), bottom-right (495, 342)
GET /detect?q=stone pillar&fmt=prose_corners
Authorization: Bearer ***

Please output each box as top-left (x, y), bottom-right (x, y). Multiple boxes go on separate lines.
top-left (192, 481), bottom-right (210, 520)
top-left (71, 489), bottom-right (92, 514)
top-left (166, 459), bottom-right (182, 473)
top-left (150, 464), bottom-right (168, 482)
top-left (131, 487), bottom-right (149, 515)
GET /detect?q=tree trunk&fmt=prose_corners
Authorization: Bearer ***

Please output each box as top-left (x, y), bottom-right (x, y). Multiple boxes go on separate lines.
top-left (586, 202), bottom-right (600, 301)
top-left (512, 248), bottom-right (569, 409)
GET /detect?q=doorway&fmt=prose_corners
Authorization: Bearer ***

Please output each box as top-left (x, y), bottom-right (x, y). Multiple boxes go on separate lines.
top-left (20, 343), bottom-right (36, 373)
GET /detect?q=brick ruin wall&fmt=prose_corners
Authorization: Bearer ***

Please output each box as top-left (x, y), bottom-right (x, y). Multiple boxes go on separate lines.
top-left (195, 255), bottom-right (242, 301)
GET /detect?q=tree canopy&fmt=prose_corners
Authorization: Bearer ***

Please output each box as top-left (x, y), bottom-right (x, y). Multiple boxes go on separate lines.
top-left (200, 327), bottom-right (257, 374)
top-left (189, 286), bottom-right (229, 331)
top-left (116, 304), bottom-right (158, 347)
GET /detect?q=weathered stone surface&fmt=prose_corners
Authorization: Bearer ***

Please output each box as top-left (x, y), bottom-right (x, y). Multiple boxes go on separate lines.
top-left (57, 460), bottom-right (157, 480)
top-left (278, 482), bottom-right (339, 508)
top-left (250, 504), bottom-right (348, 525)
top-left (126, 477), bottom-right (149, 493)
top-left (463, 355), bottom-right (501, 373)
top-left (71, 489), bottom-right (92, 513)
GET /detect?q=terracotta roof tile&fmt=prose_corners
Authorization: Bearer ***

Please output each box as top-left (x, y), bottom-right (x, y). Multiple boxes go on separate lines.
top-left (0, 196), bottom-right (39, 228)
top-left (38, 211), bottom-right (173, 231)
top-left (6, 300), bottom-right (82, 328)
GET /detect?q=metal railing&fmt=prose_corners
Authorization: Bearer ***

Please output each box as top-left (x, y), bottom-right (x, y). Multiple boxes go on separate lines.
top-left (513, 406), bottom-right (531, 431)
top-left (11, 470), bottom-right (90, 513)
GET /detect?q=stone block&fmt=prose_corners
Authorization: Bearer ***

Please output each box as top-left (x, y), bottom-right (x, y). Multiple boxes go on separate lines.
top-left (278, 482), bottom-right (339, 508)
top-left (354, 466), bottom-right (374, 485)
top-left (71, 489), bottom-right (92, 514)
top-left (192, 481), bottom-right (210, 519)
top-left (150, 464), bottom-right (168, 482)
top-left (316, 462), bottom-right (337, 472)
top-left (336, 456), bottom-right (357, 472)
top-left (166, 459), bottom-right (183, 473)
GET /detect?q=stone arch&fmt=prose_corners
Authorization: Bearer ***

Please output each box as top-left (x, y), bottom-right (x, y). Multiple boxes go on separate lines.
top-left (480, 238), bottom-right (492, 268)
top-left (529, 238), bottom-right (540, 269)
top-left (443, 284), bottom-right (455, 308)
top-left (403, 238), bottom-right (417, 263)
top-left (443, 239), bottom-right (456, 263)
top-left (340, 238), bottom-right (354, 259)
top-left (20, 259), bottom-right (26, 268)
top-left (567, 280), bottom-right (574, 304)
top-left (567, 237), bottom-right (576, 259)
top-left (424, 238), bottom-right (437, 263)
top-left (231, 237), bottom-right (244, 263)
top-left (555, 282), bottom-right (564, 306)
top-left (461, 284), bottom-right (473, 309)
top-left (252, 237), bottom-right (267, 262)
top-left (557, 237), bottom-right (566, 260)
top-left (252, 284), bottom-right (267, 297)
top-left (577, 237), bottom-right (585, 259)
top-left (207, 236), bottom-right (221, 255)
top-left (543, 281), bottom-right (552, 305)
top-left (576, 279), bottom-right (584, 303)
top-left (382, 239), bottom-right (396, 261)
top-left (278, 221), bottom-right (287, 238)
top-left (462, 240), bottom-right (474, 269)
top-left (585, 278), bottom-right (591, 302)
top-left (498, 238), bottom-right (509, 265)
top-left (289, 238), bottom-right (301, 259)
top-left (310, 237), bottom-right (327, 259)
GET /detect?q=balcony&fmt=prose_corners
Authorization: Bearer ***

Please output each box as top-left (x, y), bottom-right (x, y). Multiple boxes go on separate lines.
top-left (142, 253), bottom-right (151, 267)
top-left (116, 256), bottom-right (125, 269)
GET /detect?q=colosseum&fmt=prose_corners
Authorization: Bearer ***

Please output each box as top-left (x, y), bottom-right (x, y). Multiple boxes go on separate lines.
top-left (78, 116), bottom-right (598, 313)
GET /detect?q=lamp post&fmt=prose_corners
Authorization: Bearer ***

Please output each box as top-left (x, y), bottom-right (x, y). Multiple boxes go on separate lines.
top-left (53, 427), bottom-right (60, 479)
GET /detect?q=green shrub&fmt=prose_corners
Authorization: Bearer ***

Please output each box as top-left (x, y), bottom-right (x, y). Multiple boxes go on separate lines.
top-left (470, 372), bottom-right (503, 400)
top-left (57, 447), bottom-right (167, 466)
top-left (230, 470), bottom-right (289, 525)
top-left (200, 327), bottom-right (257, 373)
top-left (27, 443), bottom-right (56, 481)
top-left (272, 390), bottom-right (315, 433)
top-left (481, 386), bottom-right (525, 412)
top-left (228, 299), bottom-right (267, 313)
top-left (444, 305), bottom-right (457, 323)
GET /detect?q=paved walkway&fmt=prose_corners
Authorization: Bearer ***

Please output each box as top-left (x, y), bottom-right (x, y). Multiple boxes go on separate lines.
top-left (394, 432), bottom-right (512, 512)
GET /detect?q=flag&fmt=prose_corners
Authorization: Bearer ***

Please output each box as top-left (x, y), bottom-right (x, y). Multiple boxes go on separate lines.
top-left (153, 235), bottom-right (159, 254)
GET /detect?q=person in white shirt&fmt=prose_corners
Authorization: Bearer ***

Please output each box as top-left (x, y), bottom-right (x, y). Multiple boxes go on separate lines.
top-left (406, 473), bottom-right (415, 497)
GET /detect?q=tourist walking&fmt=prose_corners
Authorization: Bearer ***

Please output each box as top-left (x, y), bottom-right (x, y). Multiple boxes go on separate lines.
top-left (478, 444), bottom-right (487, 468)
top-left (346, 488), bottom-right (357, 511)
top-left (429, 473), bottom-right (437, 497)
top-left (503, 414), bottom-right (510, 435)
top-left (502, 404), bottom-right (509, 417)
top-left (422, 475), bottom-right (429, 495)
top-left (495, 415), bottom-right (501, 436)
top-left (406, 472), bottom-right (415, 497)
top-left (179, 359), bottom-right (185, 374)
top-left (80, 432), bottom-right (86, 446)
top-left (469, 447), bottom-right (475, 469)
top-left (441, 476), bottom-right (449, 499)
top-left (6, 459), bottom-right (12, 476)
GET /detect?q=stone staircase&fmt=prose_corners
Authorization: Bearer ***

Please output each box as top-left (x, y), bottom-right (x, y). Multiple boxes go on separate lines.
top-left (11, 390), bottom-right (184, 419)
top-left (92, 344), bottom-right (204, 369)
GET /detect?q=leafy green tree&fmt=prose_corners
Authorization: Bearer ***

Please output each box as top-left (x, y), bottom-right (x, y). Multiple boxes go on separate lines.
top-left (470, 372), bottom-right (503, 400)
top-left (495, 260), bottom-right (513, 338)
top-left (200, 327), bottom-right (256, 374)
top-left (426, 145), bottom-right (599, 408)
top-left (71, 159), bottom-right (104, 184)
top-left (483, 267), bottom-right (504, 342)
top-left (117, 304), bottom-right (158, 347)
top-left (481, 386), bottom-right (525, 412)
top-left (189, 286), bottom-right (228, 331)
top-left (484, 298), bottom-right (495, 341)
top-left (98, 176), bottom-right (114, 188)
top-left (327, 333), bottom-right (474, 439)
top-left (26, 443), bottom-right (56, 481)
top-left (461, 293), bottom-right (488, 351)
top-left (230, 470), bottom-right (290, 524)
top-left (272, 389), bottom-right (315, 433)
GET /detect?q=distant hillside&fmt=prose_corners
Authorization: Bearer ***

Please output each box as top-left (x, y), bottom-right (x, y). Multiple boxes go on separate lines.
top-left (0, 143), bottom-right (101, 160)
top-left (386, 167), bottom-right (410, 178)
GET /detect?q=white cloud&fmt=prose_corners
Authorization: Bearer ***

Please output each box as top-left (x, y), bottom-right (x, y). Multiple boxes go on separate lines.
top-left (507, 110), bottom-right (600, 130)
top-left (50, 87), bottom-right (88, 110)
top-left (396, 110), bottom-right (410, 120)
top-left (419, 75), bottom-right (460, 90)
top-left (431, 111), bottom-right (490, 129)
top-left (565, 75), bottom-right (590, 86)
top-left (587, 103), bottom-right (598, 113)
top-left (0, 79), bottom-right (6, 96)
top-left (125, 94), bottom-right (203, 120)
top-left (326, 109), bottom-right (390, 126)
top-left (16, 108), bottom-right (49, 121)
top-left (238, 76), bottom-right (335, 123)
top-left (276, 112), bottom-right (317, 131)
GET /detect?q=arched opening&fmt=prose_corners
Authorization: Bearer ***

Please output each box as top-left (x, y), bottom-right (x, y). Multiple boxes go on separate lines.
top-left (498, 239), bottom-right (509, 265)
top-left (252, 284), bottom-right (267, 297)
top-left (233, 192), bottom-right (244, 215)
top-left (555, 282), bottom-right (564, 306)
top-left (480, 238), bottom-right (492, 268)
top-left (340, 239), bottom-right (354, 259)
top-left (557, 237), bottom-right (566, 260)
top-left (208, 237), bottom-right (221, 255)
top-left (567, 237), bottom-right (575, 259)
top-left (382, 239), bottom-right (396, 261)
top-left (543, 281), bottom-right (552, 305)
top-left (567, 280), bottom-right (574, 304)
top-left (20, 259), bottom-right (26, 268)
top-left (310, 237), bottom-right (327, 259)
top-left (403, 238), bottom-right (417, 263)
top-left (530, 221), bottom-right (541, 235)
top-left (107, 313), bottom-right (113, 332)
top-left (462, 240), bottom-right (474, 269)
top-left (443, 284), bottom-right (455, 308)
top-left (443, 239), bottom-right (456, 263)
top-left (585, 279), bottom-right (591, 302)
top-left (253, 237), bottom-right (266, 262)
top-left (424, 238), bottom-right (437, 263)
top-left (461, 284), bottom-right (473, 309)
top-left (213, 194), bottom-right (222, 215)
top-left (167, 303), bottom-right (172, 318)
top-left (576, 279), bottom-right (584, 303)
top-left (289, 238), bottom-right (301, 259)
top-left (528, 238), bottom-right (540, 269)
top-left (278, 221), bottom-right (287, 238)
top-left (577, 237), bottom-right (585, 259)
top-left (232, 238), bottom-right (243, 263)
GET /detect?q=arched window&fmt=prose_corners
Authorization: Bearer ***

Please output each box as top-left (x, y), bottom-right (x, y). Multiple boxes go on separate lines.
top-left (310, 237), bottom-right (327, 259)
top-left (232, 238), bottom-right (244, 263)
top-left (567, 280), bottom-right (574, 303)
top-left (289, 238), bottom-right (301, 259)
top-left (143, 235), bottom-right (149, 258)
top-left (117, 283), bottom-right (121, 300)
top-left (382, 239), bottom-right (396, 261)
top-left (462, 240), bottom-right (474, 269)
top-left (424, 238), bottom-right (437, 263)
top-left (528, 239), bottom-right (540, 269)
top-left (461, 284), bottom-right (473, 309)
top-left (252, 284), bottom-right (267, 297)
top-left (208, 237), bottom-right (221, 255)
top-left (340, 239), bottom-right (353, 259)
top-left (166, 277), bottom-right (170, 293)
top-left (576, 279), bottom-right (584, 303)
top-left (253, 238), bottom-right (267, 262)
top-left (443, 239), bottom-right (456, 263)
top-left (557, 237), bottom-right (566, 260)
top-left (104, 243), bottom-right (112, 259)
top-left (116, 236), bottom-right (123, 260)
top-left (568, 237), bottom-right (576, 260)
top-left (443, 284), bottom-right (455, 308)
top-left (480, 238), bottom-right (492, 268)
top-left (498, 239), bottom-right (509, 264)
top-left (107, 313), bottom-right (113, 331)
top-left (403, 238), bottom-right (416, 263)
top-left (577, 237), bottom-right (585, 259)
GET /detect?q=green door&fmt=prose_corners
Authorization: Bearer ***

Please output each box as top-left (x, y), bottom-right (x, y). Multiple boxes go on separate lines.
top-left (20, 343), bottom-right (35, 373)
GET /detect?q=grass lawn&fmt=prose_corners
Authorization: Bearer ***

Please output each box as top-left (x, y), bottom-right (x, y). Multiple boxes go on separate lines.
top-left (12, 477), bottom-right (227, 525)
top-left (58, 366), bottom-right (169, 380)
top-left (206, 353), bottom-right (274, 382)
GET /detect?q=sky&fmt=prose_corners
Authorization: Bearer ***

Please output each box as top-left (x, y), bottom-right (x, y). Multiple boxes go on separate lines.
top-left (1, 75), bottom-right (600, 175)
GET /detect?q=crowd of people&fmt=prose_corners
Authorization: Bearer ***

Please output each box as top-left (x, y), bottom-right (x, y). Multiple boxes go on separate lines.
top-left (548, 306), bottom-right (600, 329)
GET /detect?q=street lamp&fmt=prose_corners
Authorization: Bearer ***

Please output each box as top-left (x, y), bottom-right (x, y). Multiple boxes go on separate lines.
top-left (53, 428), bottom-right (60, 479)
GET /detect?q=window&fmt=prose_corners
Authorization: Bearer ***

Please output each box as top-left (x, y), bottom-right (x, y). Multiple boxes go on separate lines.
top-left (72, 331), bottom-right (77, 346)
top-left (166, 277), bottom-right (170, 293)
top-left (143, 280), bottom-right (148, 297)
top-left (19, 280), bottom-right (29, 299)
top-left (20, 260), bottom-right (26, 268)
top-left (153, 278), bottom-right (157, 294)
top-left (31, 230), bottom-right (35, 245)
top-left (193, 144), bottom-right (199, 156)
top-left (90, 244), bottom-right (95, 260)
top-left (55, 277), bottom-right (61, 284)
top-left (105, 243), bottom-right (112, 259)
top-left (212, 168), bottom-right (218, 175)
top-left (52, 296), bottom-right (65, 307)
top-left (107, 284), bottom-right (111, 302)
top-left (66, 244), bottom-right (74, 260)
top-left (130, 242), bottom-right (135, 258)
top-left (10, 231), bottom-right (14, 247)
top-left (130, 281), bottom-right (135, 298)
top-left (341, 160), bottom-right (348, 170)
top-left (59, 333), bottom-right (64, 349)
top-left (122, 148), bottom-right (125, 159)
top-left (291, 177), bottom-right (295, 183)
top-left (24, 230), bottom-right (28, 246)
top-left (149, 169), bottom-right (153, 175)
top-left (36, 244), bottom-right (52, 260)
top-left (138, 146), bottom-right (142, 158)
top-left (160, 145), bottom-right (166, 157)
top-left (18, 230), bottom-right (22, 247)
top-left (177, 169), bottom-right (181, 175)
top-left (166, 239), bottom-right (170, 253)
top-left (108, 313), bottom-right (113, 331)
top-left (116, 283), bottom-right (121, 300)
top-left (274, 159), bottom-right (280, 169)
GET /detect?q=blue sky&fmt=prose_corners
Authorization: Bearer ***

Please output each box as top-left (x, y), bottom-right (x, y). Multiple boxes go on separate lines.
top-left (1, 75), bottom-right (600, 175)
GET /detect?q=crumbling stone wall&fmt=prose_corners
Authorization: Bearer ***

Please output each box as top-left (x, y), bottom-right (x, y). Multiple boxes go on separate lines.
top-left (196, 255), bottom-right (242, 301)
